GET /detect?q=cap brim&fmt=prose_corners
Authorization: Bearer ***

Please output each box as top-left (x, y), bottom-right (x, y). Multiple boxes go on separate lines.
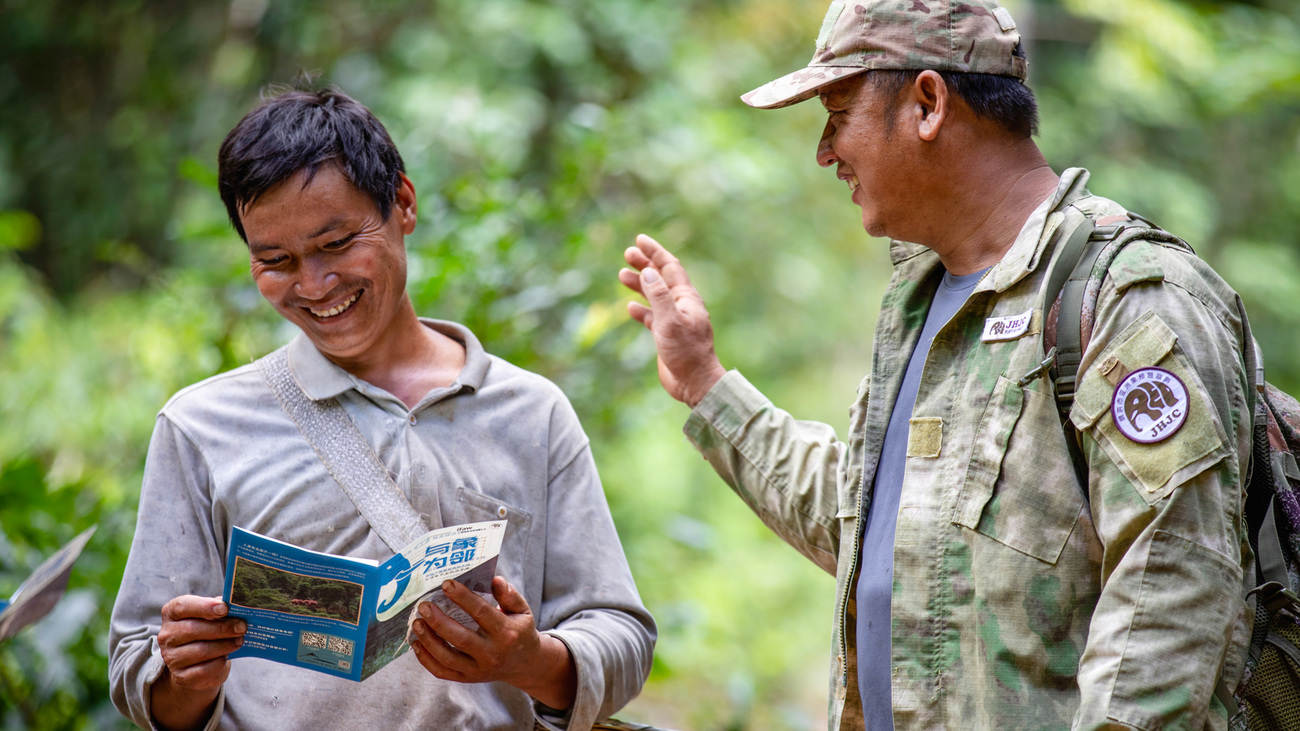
top-left (741, 65), bottom-right (871, 110)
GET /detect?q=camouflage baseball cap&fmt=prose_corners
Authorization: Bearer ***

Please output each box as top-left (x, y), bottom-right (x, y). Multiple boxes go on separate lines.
top-left (742, 0), bottom-right (1027, 110)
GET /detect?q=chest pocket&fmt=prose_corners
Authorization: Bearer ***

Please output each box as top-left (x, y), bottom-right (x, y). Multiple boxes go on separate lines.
top-left (446, 486), bottom-right (533, 577)
top-left (952, 376), bottom-right (1083, 564)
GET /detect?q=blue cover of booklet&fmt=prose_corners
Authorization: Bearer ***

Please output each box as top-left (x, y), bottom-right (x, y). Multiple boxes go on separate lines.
top-left (221, 520), bottom-right (506, 682)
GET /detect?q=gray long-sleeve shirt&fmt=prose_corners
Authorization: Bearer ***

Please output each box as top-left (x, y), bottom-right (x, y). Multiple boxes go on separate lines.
top-left (109, 319), bottom-right (655, 731)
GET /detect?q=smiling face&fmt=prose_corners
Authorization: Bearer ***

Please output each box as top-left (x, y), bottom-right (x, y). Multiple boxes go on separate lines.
top-left (816, 75), bottom-right (912, 238)
top-left (241, 165), bottom-right (418, 365)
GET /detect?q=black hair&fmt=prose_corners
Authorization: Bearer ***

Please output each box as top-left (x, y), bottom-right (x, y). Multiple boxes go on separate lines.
top-left (217, 87), bottom-right (406, 242)
top-left (868, 70), bottom-right (1040, 139)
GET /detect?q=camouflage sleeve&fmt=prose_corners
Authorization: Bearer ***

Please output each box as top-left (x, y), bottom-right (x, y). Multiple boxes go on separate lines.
top-left (682, 370), bottom-right (850, 575)
top-left (1068, 241), bottom-right (1254, 731)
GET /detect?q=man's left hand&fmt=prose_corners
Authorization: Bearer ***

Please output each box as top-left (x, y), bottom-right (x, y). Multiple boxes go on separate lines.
top-left (410, 576), bottom-right (577, 711)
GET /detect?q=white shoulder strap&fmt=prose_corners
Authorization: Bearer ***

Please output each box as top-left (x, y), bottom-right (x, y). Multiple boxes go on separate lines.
top-left (256, 347), bottom-right (430, 552)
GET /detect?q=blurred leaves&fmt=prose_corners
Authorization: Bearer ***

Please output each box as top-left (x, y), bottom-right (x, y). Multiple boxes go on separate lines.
top-left (1, 0), bottom-right (1299, 729)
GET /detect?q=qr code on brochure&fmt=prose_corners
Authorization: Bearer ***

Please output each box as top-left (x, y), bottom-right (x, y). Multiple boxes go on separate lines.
top-left (327, 636), bottom-right (355, 655)
top-left (300, 631), bottom-right (328, 650)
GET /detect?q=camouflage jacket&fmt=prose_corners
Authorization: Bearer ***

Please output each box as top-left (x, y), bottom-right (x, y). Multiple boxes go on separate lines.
top-left (683, 169), bottom-right (1256, 731)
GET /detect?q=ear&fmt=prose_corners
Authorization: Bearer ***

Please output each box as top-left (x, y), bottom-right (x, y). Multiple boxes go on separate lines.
top-left (395, 172), bottom-right (418, 235)
top-left (911, 70), bottom-right (949, 142)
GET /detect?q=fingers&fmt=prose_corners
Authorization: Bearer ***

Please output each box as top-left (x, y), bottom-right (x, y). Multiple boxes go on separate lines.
top-left (623, 244), bottom-right (652, 271)
top-left (490, 576), bottom-right (530, 615)
top-left (637, 266), bottom-right (679, 325)
top-left (160, 642), bottom-right (240, 689)
top-left (626, 301), bottom-right (653, 329)
top-left (159, 596), bottom-right (247, 645)
top-left (439, 580), bottom-right (508, 634)
top-left (414, 590), bottom-right (484, 652)
top-left (634, 234), bottom-right (693, 289)
top-left (410, 614), bottom-right (474, 682)
top-left (623, 234), bottom-right (693, 292)
top-left (618, 266), bottom-right (645, 297)
top-left (157, 595), bottom-right (246, 690)
top-left (410, 578), bottom-right (543, 688)
top-left (162, 595), bottom-right (230, 622)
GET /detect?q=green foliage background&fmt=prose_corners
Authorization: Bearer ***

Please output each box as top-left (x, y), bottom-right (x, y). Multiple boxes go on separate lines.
top-left (1, 0), bottom-right (1299, 728)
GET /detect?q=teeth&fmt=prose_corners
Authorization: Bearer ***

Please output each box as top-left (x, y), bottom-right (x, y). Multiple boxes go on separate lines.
top-left (846, 176), bottom-right (859, 192)
top-left (309, 292), bottom-right (359, 318)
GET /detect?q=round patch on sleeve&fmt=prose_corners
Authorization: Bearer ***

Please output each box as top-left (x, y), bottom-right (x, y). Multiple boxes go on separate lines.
top-left (1111, 367), bottom-right (1189, 444)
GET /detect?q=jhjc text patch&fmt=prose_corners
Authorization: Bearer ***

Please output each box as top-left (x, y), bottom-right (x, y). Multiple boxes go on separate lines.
top-left (981, 309), bottom-right (1035, 342)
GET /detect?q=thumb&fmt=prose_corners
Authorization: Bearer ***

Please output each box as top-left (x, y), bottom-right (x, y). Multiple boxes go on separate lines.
top-left (640, 267), bottom-right (676, 321)
top-left (492, 576), bottom-right (530, 615)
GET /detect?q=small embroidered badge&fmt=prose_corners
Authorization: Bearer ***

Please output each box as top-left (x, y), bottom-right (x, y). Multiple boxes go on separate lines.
top-left (1111, 367), bottom-right (1189, 444)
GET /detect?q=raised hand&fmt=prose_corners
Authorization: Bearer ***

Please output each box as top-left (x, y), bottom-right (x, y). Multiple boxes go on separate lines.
top-left (619, 234), bottom-right (727, 407)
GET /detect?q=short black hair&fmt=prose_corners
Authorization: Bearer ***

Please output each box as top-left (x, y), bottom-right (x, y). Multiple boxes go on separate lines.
top-left (217, 87), bottom-right (406, 242)
top-left (868, 70), bottom-right (1040, 139)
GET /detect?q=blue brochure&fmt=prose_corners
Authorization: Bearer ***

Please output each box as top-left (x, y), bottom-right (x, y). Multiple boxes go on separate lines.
top-left (221, 520), bottom-right (506, 682)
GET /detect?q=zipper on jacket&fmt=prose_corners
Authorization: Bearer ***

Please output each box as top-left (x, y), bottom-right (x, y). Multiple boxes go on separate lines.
top-left (836, 450), bottom-right (868, 700)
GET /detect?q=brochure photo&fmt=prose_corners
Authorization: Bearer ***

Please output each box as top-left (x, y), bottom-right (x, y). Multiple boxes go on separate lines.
top-left (0, 525), bottom-right (97, 641)
top-left (222, 520), bottom-right (506, 681)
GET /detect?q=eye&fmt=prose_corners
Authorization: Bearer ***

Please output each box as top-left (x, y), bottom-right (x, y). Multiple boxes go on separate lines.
top-left (323, 234), bottom-right (356, 251)
top-left (258, 254), bottom-right (288, 266)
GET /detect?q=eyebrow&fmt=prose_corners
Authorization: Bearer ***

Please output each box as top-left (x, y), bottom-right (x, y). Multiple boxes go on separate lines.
top-left (246, 217), bottom-right (350, 253)
top-left (307, 217), bottom-right (348, 240)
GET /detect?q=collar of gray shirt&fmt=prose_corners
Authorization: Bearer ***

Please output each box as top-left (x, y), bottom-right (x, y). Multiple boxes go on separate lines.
top-left (286, 318), bottom-right (492, 403)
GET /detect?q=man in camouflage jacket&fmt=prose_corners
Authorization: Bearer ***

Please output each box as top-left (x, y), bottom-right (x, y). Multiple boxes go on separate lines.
top-left (618, 2), bottom-right (1254, 730)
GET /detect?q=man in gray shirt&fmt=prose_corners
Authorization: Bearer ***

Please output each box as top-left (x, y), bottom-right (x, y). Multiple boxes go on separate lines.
top-left (109, 88), bottom-right (655, 730)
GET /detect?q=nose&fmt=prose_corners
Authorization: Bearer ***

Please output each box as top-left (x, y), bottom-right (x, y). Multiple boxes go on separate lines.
top-left (816, 118), bottom-right (838, 168)
top-left (294, 254), bottom-right (338, 300)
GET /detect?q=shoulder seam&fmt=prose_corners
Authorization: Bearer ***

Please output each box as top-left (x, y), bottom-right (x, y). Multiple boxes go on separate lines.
top-left (161, 363), bottom-right (263, 414)
top-left (154, 412), bottom-right (219, 494)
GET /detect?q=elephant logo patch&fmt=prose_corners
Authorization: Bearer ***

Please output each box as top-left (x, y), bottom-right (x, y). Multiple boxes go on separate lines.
top-left (1111, 367), bottom-right (1189, 444)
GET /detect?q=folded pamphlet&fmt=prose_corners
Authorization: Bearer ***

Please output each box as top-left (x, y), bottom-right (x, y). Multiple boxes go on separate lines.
top-left (222, 520), bottom-right (506, 681)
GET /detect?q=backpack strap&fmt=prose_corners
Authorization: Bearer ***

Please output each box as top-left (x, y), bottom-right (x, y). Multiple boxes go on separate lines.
top-left (1254, 497), bottom-right (1300, 612)
top-left (256, 346), bottom-right (431, 553)
top-left (1047, 214), bottom-right (1167, 413)
top-left (1040, 210), bottom-right (1189, 493)
top-left (1040, 207), bottom-right (1096, 375)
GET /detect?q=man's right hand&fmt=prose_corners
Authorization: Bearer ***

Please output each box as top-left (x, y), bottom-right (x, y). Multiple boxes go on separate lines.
top-left (151, 595), bottom-right (245, 730)
top-left (619, 234), bottom-right (728, 408)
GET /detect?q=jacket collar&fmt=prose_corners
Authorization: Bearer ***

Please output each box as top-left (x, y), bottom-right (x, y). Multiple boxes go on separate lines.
top-left (976, 167), bottom-right (1090, 294)
top-left (886, 167), bottom-right (1091, 292)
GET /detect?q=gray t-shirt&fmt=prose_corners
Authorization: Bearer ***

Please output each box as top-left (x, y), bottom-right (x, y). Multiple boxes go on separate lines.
top-left (857, 267), bottom-right (987, 728)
